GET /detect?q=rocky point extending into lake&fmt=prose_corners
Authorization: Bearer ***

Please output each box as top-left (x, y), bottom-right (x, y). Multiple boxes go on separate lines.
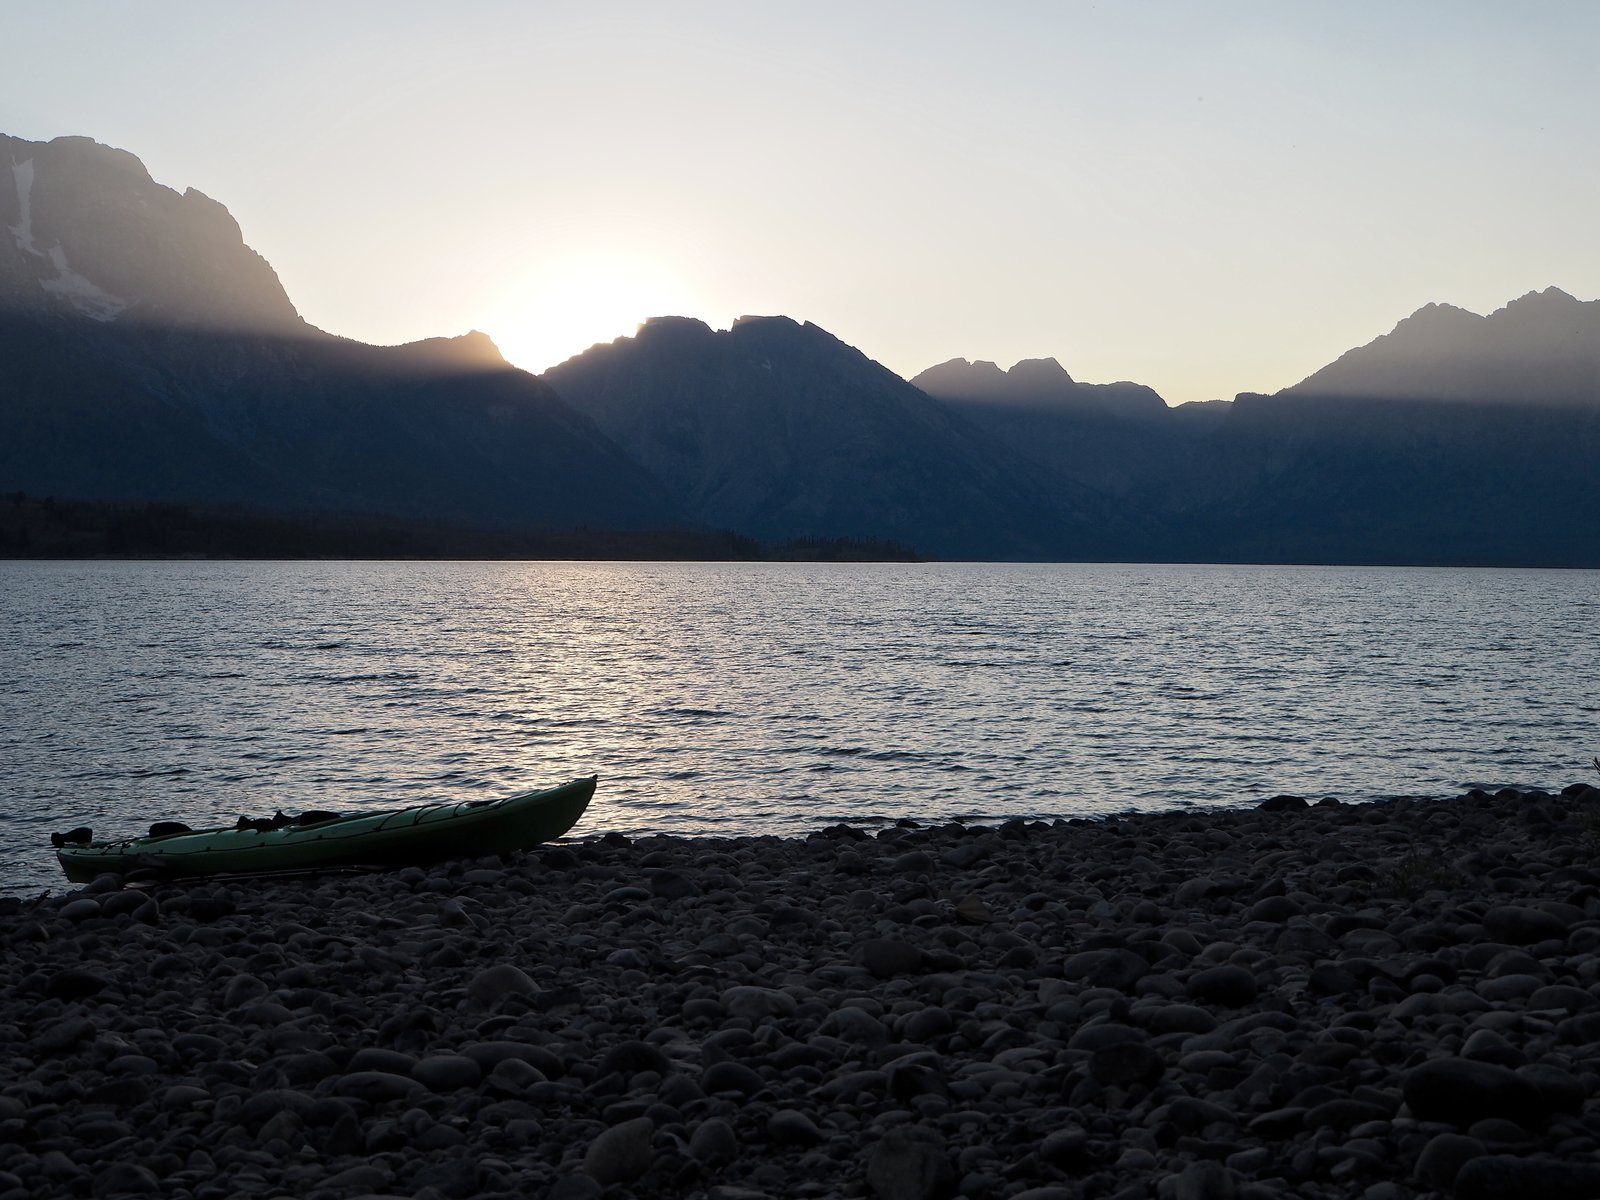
top-left (7, 783), bottom-right (1600, 1200)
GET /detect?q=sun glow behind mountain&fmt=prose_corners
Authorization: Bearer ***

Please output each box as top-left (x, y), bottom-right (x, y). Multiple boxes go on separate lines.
top-left (5, 6), bottom-right (1600, 403)
top-left (483, 249), bottom-right (711, 374)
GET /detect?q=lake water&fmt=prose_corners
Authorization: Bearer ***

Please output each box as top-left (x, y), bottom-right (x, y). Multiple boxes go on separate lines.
top-left (3, 560), bottom-right (1597, 895)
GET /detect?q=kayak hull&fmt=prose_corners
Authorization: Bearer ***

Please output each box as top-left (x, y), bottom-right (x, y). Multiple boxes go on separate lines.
top-left (56, 776), bottom-right (597, 884)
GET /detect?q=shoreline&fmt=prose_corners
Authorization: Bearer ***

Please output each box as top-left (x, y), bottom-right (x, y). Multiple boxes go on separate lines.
top-left (9, 783), bottom-right (1587, 904)
top-left (6, 783), bottom-right (1600, 1198)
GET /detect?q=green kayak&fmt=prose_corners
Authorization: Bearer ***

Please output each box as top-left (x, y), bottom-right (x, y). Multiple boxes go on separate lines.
top-left (55, 776), bottom-right (597, 883)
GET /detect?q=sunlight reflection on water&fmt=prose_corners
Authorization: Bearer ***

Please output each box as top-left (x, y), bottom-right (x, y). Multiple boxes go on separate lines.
top-left (3, 559), bottom-right (1597, 893)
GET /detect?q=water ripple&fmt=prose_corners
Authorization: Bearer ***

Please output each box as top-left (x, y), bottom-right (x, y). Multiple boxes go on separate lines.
top-left (2, 560), bottom-right (1597, 894)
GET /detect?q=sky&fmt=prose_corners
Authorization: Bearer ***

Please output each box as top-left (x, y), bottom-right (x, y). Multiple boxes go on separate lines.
top-left (5, 1), bottom-right (1598, 404)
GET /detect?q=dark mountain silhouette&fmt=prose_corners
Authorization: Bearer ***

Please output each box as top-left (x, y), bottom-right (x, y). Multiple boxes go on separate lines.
top-left (0, 133), bottom-right (671, 532)
top-left (1187, 289), bottom-right (1600, 565)
top-left (912, 356), bottom-right (1168, 419)
top-left (542, 316), bottom-right (1153, 559)
top-left (1286, 288), bottom-right (1600, 407)
top-left (4, 130), bottom-right (1596, 564)
top-left (911, 356), bottom-right (1224, 503)
top-left (912, 292), bottom-right (1600, 565)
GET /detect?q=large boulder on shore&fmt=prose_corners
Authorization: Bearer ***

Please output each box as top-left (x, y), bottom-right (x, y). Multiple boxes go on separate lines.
top-left (1403, 1058), bottom-right (1549, 1126)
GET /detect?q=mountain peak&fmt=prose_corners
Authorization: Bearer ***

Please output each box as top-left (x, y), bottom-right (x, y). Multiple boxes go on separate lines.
top-left (457, 328), bottom-right (504, 359)
top-left (1007, 357), bottom-right (1076, 388)
top-left (1, 131), bottom-right (303, 334)
top-left (43, 135), bottom-right (154, 186)
top-left (1396, 300), bottom-right (1481, 329)
top-left (1284, 287), bottom-right (1600, 406)
top-left (1506, 285), bottom-right (1578, 307)
top-left (635, 315), bottom-right (715, 341)
top-left (389, 329), bottom-right (508, 373)
top-left (731, 313), bottom-right (799, 331)
top-left (911, 354), bottom-right (1164, 417)
top-left (1492, 286), bottom-right (1586, 326)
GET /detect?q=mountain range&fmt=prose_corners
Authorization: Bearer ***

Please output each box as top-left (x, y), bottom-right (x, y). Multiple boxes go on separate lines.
top-left (3, 131), bottom-right (1598, 565)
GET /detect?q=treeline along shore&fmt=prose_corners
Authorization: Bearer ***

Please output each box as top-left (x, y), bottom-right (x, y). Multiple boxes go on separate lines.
top-left (0, 493), bottom-right (918, 562)
top-left (10, 783), bottom-right (1600, 1198)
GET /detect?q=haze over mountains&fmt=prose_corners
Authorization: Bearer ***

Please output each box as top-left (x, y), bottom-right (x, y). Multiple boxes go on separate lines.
top-left (3, 132), bottom-right (1598, 565)
top-left (0, 133), bottom-right (667, 533)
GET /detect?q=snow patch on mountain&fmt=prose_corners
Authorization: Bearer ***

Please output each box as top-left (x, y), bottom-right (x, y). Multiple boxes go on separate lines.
top-left (40, 244), bottom-right (128, 321)
top-left (9, 155), bottom-right (128, 320)
top-left (8, 157), bottom-right (39, 255)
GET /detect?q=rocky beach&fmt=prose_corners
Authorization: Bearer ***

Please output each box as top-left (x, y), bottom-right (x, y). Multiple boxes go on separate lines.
top-left (7, 783), bottom-right (1600, 1200)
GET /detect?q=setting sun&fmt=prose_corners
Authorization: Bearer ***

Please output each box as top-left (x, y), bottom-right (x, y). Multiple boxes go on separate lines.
top-left (483, 250), bottom-right (707, 375)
